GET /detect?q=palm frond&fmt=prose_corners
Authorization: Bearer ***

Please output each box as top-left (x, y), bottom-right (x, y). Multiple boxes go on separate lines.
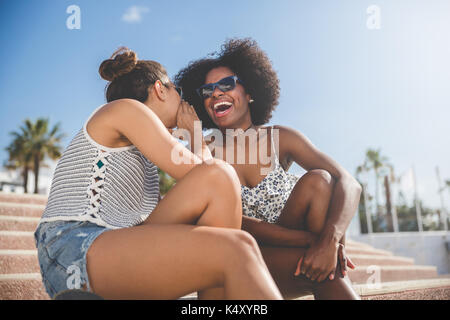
top-left (4, 118), bottom-right (65, 193)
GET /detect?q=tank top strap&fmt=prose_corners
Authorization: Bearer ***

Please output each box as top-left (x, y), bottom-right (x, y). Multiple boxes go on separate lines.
top-left (269, 126), bottom-right (280, 166)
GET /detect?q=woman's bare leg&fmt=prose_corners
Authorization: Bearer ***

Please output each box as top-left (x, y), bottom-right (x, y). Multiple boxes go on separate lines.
top-left (198, 168), bottom-right (358, 300)
top-left (260, 246), bottom-right (359, 300)
top-left (197, 169), bottom-right (335, 300)
top-left (87, 224), bottom-right (281, 299)
top-left (87, 160), bottom-right (282, 299)
top-left (275, 169), bottom-right (359, 299)
top-left (143, 160), bottom-right (242, 228)
top-left (198, 169), bottom-right (334, 300)
top-left (277, 169), bottom-right (335, 233)
top-left (197, 244), bottom-right (359, 300)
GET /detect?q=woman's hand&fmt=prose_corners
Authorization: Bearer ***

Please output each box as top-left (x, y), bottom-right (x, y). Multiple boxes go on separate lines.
top-left (294, 242), bottom-right (356, 282)
top-left (294, 239), bottom-right (338, 282)
top-left (176, 100), bottom-right (200, 134)
top-left (335, 243), bottom-right (356, 279)
top-left (175, 100), bottom-right (213, 162)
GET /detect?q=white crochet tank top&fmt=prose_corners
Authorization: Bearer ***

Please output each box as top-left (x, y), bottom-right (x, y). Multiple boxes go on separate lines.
top-left (39, 104), bottom-right (160, 229)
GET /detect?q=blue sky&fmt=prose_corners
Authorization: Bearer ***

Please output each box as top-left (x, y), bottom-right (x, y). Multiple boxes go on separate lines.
top-left (1, 0), bottom-right (449, 210)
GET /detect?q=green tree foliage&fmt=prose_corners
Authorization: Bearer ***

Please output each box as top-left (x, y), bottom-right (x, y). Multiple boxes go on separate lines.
top-left (4, 132), bottom-right (33, 193)
top-left (158, 168), bottom-right (176, 196)
top-left (356, 148), bottom-right (443, 233)
top-left (4, 118), bottom-right (64, 194)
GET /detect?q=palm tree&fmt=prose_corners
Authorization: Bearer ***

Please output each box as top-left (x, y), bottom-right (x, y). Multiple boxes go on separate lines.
top-left (356, 163), bottom-right (373, 233)
top-left (27, 119), bottom-right (64, 194)
top-left (5, 119), bottom-right (65, 194)
top-left (363, 148), bottom-right (393, 231)
top-left (364, 149), bottom-right (385, 213)
top-left (4, 132), bottom-right (33, 193)
top-left (382, 164), bottom-right (396, 232)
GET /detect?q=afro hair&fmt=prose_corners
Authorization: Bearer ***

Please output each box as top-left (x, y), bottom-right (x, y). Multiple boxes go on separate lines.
top-left (174, 38), bottom-right (280, 129)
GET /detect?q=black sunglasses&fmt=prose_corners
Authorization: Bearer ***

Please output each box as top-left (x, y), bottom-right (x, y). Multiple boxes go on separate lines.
top-left (165, 82), bottom-right (183, 99)
top-left (175, 86), bottom-right (183, 98)
top-left (196, 76), bottom-right (243, 100)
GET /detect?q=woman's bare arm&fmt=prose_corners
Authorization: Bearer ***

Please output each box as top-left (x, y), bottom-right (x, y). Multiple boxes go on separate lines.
top-left (274, 125), bottom-right (361, 281)
top-left (104, 99), bottom-right (204, 180)
top-left (274, 125), bottom-right (362, 246)
top-left (242, 216), bottom-right (316, 247)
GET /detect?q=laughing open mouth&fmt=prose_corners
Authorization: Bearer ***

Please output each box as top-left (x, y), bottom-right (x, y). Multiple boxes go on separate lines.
top-left (213, 101), bottom-right (233, 117)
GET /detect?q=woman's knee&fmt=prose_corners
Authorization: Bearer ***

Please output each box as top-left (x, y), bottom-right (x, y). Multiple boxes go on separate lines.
top-left (201, 230), bottom-right (266, 288)
top-left (296, 170), bottom-right (335, 233)
top-left (190, 160), bottom-right (242, 229)
top-left (205, 159), bottom-right (240, 186)
top-left (223, 230), bottom-right (262, 263)
top-left (199, 159), bottom-right (242, 199)
top-left (303, 169), bottom-right (335, 195)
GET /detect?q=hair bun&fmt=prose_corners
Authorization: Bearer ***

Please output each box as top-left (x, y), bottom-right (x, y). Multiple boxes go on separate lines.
top-left (99, 47), bottom-right (138, 81)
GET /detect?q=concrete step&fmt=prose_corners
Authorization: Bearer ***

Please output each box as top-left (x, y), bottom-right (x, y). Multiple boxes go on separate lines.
top-left (346, 243), bottom-right (375, 251)
top-left (349, 254), bottom-right (415, 266)
top-left (346, 239), bottom-right (374, 249)
top-left (0, 202), bottom-right (45, 218)
top-left (357, 278), bottom-right (450, 300)
top-left (363, 286), bottom-right (450, 300)
top-left (0, 192), bottom-right (47, 206)
top-left (0, 250), bottom-right (39, 274)
top-left (0, 231), bottom-right (36, 250)
top-left (346, 246), bottom-right (393, 256)
top-left (296, 278), bottom-right (450, 300)
top-left (0, 273), bottom-right (49, 300)
top-left (348, 265), bottom-right (438, 284)
top-left (0, 216), bottom-right (40, 232)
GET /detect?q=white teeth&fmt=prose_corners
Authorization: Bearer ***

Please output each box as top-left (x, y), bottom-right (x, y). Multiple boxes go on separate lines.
top-left (213, 101), bottom-right (232, 110)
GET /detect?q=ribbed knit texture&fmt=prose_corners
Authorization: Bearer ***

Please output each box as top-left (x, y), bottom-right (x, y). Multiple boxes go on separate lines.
top-left (39, 105), bottom-right (160, 229)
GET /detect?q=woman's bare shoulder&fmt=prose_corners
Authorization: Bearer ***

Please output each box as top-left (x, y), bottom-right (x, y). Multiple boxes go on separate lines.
top-left (270, 125), bottom-right (310, 169)
top-left (86, 99), bottom-right (148, 147)
top-left (100, 99), bottom-right (147, 115)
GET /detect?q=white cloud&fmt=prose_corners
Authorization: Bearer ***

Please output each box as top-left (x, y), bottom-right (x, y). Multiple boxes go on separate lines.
top-left (170, 35), bottom-right (183, 44)
top-left (122, 6), bottom-right (149, 23)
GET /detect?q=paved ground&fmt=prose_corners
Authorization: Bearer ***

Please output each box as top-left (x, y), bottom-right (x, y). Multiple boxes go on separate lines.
top-left (363, 286), bottom-right (450, 300)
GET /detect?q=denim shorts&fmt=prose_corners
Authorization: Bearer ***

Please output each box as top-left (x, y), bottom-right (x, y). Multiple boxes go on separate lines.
top-left (34, 220), bottom-right (110, 299)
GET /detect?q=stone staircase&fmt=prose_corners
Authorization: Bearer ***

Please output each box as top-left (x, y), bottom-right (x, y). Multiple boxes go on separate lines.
top-left (1, 192), bottom-right (449, 300)
top-left (0, 193), bottom-right (49, 300)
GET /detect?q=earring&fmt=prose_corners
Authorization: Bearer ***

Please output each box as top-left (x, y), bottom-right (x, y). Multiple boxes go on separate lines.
top-left (249, 99), bottom-right (254, 104)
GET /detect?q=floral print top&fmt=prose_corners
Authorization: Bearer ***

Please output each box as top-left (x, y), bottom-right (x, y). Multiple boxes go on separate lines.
top-left (241, 129), bottom-right (300, 224)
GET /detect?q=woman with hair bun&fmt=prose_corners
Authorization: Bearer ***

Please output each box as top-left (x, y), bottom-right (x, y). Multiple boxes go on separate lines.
top-left (34, 47), bottom-right (282, 300)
